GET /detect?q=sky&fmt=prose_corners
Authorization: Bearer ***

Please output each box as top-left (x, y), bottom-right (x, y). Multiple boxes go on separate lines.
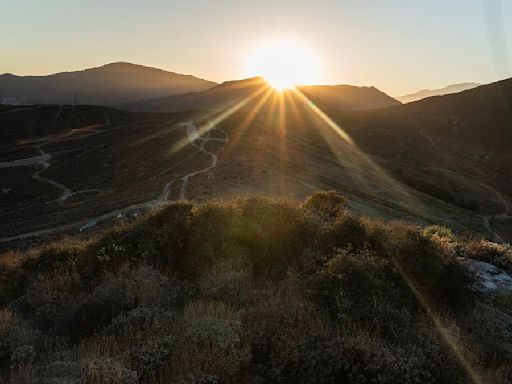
top-left (1, 0), bottom-right (511, 96)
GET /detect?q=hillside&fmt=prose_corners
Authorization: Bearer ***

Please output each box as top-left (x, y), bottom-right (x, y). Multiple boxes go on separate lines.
top-left (397, 82), bottom-right (481, 103)
top-left (0, 105), bottom-right (133, 143)
top-left (128, 77), bottom-right (268, 113)
top-left (0, 63), bottom-right (216, 106)
top-left (1, 77), bottom-right (512, 250)
top-left (128, 77), bottom-right (401, 113)
top-left (1, 76), bottom-right (512, 384)
top-left (328, 78), bottom-right (512, 242)
top-left (299, 84), bottom-right (401, 110)
top-left (0, 193), bottom-right (511, 383)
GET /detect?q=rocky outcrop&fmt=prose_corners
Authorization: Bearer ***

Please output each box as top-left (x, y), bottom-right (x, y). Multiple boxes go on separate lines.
top-left (460, 258), bottom-right (512, 295)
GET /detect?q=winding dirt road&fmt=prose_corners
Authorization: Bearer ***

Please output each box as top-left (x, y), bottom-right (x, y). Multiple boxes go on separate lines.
top-left (177, 121), bottom-right (227, 200)
top-left (0, 144), bottom-right (72, 202)
top-left (0, 119), bottom-right (228, 243)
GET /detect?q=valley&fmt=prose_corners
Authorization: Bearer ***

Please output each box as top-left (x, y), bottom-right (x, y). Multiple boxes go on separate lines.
top-left (1, 77), bottom-right (512, 250)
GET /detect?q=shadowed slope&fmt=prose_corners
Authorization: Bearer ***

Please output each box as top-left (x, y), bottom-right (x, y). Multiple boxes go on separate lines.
top-left (0, 62), bottom-right (216, 106)
top-left (128, 77), bottom-right (400, 113)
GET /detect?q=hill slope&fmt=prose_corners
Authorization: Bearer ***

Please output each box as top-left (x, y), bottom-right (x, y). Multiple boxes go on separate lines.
top-left (129, 77), bottom-right (401, 113)
top-left (1, 77), bottom-right (511, 247)
top-left (332, 77), bottom-right (512, 241)
top-left (397, 82), bottom-right (481, 103)
top-left (0, 62), bottom-right (216, 106)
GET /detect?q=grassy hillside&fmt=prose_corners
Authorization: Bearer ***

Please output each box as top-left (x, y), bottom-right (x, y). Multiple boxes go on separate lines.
top-left (1, 192), bottom-right (511, 383)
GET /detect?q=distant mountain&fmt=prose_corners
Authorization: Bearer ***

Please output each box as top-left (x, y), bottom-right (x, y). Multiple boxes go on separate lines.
top-left (128, 77), bottom-right (401, 112)
top-left (397, 82), bottom-right (481, 103)
top-left (128, 76), bottom-right (268, 113)
top-left (299, 84), bottom-right (401, 110)
top-left (355, 78), bottom-right (512, 152)
top-left (0, 62), bottom-right (216, 106)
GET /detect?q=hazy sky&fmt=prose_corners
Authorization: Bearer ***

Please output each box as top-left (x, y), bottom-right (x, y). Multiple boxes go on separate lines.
top-left (1, 0), bottom-right (511, 95)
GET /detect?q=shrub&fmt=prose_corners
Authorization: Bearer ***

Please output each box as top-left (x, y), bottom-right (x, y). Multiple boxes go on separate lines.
top-left (198, 259), bottom-right (254, 308)
top-left (234, 197), bottom-right (310, 277)
top-left (171, 301), bottom-right (250, 382)
top-left (243, 279), bottom-right (343, 384)
top-left (26, 269), bottom-right (82, 333)
top-left (80, 358), bottom-right (139, 384)
top-left (385, 224), bottom-right (448, 292)
top-left (302, 190), bottom-right (346, 218)
top-left (183, 203), bottom-right (241, 278)
top-left (72, 267), bottom-right (136, 336)
top-left (106, 307), bottom-right (181, 383)
top-left (122, 264), bottom-right (189, 309)
top-left (170, 374), bottom-right (220, 384)
top-left (462, 303), bottom-right (512, 365)
top-left (0, 239), bottom-right (86, 306)
top-left (334, 331), bottom-right (466, 384)
top-left (89, 202), bottom-right (194, 274)
top-left (456, 239), bottom-right (512, 273)
top-left (317, 211), bottom-right (386, 255)
top-left (422, 225), bottom-right (457, 241)
top-left (315, 247), bottom-right (412, 337)
top-left (11, 345), bottom-right (37, 367)
top-left (0, 193), bottom-right (510, 383)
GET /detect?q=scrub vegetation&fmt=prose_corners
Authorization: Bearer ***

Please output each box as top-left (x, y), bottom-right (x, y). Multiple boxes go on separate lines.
top-left (1, 192), bottom-right (511, 383)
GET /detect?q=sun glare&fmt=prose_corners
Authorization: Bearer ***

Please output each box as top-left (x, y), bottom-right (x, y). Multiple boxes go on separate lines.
top-left (245, 39), bottom-right (322, 91)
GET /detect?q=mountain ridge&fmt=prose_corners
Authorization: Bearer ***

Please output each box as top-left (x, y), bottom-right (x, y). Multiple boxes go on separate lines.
top-left (128, 77), bottom-right (401, 113)
top-left (397, 82), bottom-right (481, 103)
top-left (0, 62), bottom-right (217, 106)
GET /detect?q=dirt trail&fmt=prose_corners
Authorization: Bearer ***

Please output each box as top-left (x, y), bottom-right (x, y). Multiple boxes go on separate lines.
top-left (32, 145), bottom-right (72, 202)
top-left (178, 121), bottom-right (227, 200)
top-left (418, 127), bottom-right (441, 154)
top-left (0, 119), bottom-right (228, 243)
top-left (153, 120), bottom-right (228, 203)
top-left (1, 109), bottom-right (113, 205)
top-left (0, 144), bottom-right (72, 202)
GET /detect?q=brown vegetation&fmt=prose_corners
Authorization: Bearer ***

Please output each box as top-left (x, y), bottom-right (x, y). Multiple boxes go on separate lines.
top-left (0, 192), bottom-right (511, 383)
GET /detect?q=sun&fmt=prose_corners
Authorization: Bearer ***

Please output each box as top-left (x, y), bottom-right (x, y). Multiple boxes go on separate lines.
top-left (245, 39), bottom-right (322, 91)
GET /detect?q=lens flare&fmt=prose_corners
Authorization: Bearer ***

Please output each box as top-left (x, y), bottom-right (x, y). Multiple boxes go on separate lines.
top-left (244, 39), bottom-right (322, 91)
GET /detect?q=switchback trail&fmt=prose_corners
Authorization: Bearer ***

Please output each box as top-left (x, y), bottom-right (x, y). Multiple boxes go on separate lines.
top-left (0, 119), bottom-right (228, 243)
top-left (178, 121), bottom-right (227, 200)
